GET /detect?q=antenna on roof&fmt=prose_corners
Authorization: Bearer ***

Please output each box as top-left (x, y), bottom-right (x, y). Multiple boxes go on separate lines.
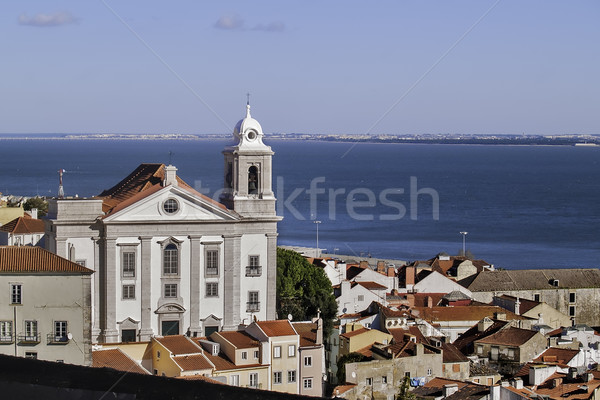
top-left (58, 169), bottom-right (65, 199)
top-left (246, 92), bottom-right (251, 106)
top-left (168, 151), bottom-right (174, 166)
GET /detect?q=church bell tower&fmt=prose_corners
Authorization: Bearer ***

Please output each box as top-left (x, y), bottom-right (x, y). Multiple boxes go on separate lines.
top-left (220, 102), bottom-right (276, 218)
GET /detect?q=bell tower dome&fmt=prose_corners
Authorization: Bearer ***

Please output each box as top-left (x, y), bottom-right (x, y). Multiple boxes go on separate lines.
top-left (220, 102), bottom-right (276, 218)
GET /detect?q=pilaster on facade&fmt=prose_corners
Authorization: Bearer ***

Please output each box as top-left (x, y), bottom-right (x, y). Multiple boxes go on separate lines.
top-left (91, 236), bottom-right (102, 342)
top-left (266, 232), bottom-right (279, 320)
top-left (188, 235), bottom-right (203, 336)
top-left (139, 236), bottom-right (154, 341)
top-left (103, 237), bottom-right (119, 343)
top-left (223, 234), bottom-right (242, 330)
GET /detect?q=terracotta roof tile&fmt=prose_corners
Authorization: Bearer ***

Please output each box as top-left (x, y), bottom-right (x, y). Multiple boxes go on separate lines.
top-left (175, 375), bottom-right (225, 384)
top-left (92, 348), bottom-right (149, 375)
top-left (453, 319), bottom-right (508, 354)
top-left (340, 327), bottom-right (369, 339)
top-left (533, 347), bottom-right (579, 365)
top-left (256, 320), bottom-right (297, 337)
top-left (155, 336), bottom-right (202, 356)
top-left (209, 331), bottom-right (259, 349)
top-left (467, 269), bottom-right (600, 291)
top-left (201, 352), bottom-right (240, 371)
top-left (292, 322), bottom-right (319, 347)
top-left (475, 326), bottom-right (538, 346)
top-left (0, 246), bottom-right (93, 274)
top-left (0, 216), bottom-right (45, 234)
top-left (333, 384), bottom-right (356, 395)
top-left (352, 281), bottom-right (387, 290)
top-left (173, 354), bottom-right (213, 372)
top-left (441, 342), bottom-right (469, 363)
top-left (411, 305), bottom-right (527, 322)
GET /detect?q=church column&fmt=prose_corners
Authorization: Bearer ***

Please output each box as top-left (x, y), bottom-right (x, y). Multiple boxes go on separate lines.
top-left (103, 237), bottom-right (119, 343)
top-left (139, 236), bottom-right (153, 341)
top-left (266, 233), bottom-right (278, 320)
top-left (91, 237), bottom-right (102, 342)
top-left (223, 234), bottom-right (242, 330)
top-left (188, 235), bottom-right (202, 336)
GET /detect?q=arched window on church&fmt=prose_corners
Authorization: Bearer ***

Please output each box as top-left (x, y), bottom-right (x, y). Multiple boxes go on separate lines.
top-left (248, 166), bottom-right (259, 194)
top-left (163, 243), bottom-right (179, 275)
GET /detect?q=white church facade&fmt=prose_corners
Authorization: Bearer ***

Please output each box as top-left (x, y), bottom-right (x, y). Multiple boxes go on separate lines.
top-left (45, 104), bottom-right (281, 343)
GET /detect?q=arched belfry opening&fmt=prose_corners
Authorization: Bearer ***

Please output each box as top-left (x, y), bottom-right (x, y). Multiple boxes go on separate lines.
top-left (248, 165), bottom-right (259, 194)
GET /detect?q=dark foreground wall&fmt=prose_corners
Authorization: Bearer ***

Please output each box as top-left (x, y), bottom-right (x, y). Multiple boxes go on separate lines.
top-left (0, 354), bottom-right (326, 400)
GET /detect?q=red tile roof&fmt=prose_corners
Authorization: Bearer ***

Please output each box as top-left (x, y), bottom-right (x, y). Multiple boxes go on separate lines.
top-left (154, 336), bottom-right (202, 356)
top-left (533, 347), bottom-right (579, 365)
top-left (352, 281), bottom-right (387, 290)
top-left (255, 320), bottom-right (297, 337)
top-left (209, 331), bottom-right (259, 349)
top-left (92, 348), bottom-right (149, 375)
top-left (340, 327), bottom-right (369, 339)
top-left (475, 326), bottom-right (538, 346)
top-left (333, 384), bottom-right (356, 395)
top-left (173, 354), bottom-right (213, 372)
top-left (411, 305), bottom-right (527, 322)
top-left (292, 322), bottom-right (319, 347)
top-left (98, 163), bottom-right (229, 216)
top-left (0, 246), bottom-right (93, 274)
top-left (0, 215), bottom-right (45, 234)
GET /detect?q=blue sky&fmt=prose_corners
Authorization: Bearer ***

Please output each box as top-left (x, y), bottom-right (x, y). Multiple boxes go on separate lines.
top-left (1, 1), bottom-right (598, 135)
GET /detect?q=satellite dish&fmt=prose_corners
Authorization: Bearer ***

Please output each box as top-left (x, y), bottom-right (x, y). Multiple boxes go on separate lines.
top-left (287, 314), bottom-right (293, 321)
top-left (67, 332), bottom-right (73, 340)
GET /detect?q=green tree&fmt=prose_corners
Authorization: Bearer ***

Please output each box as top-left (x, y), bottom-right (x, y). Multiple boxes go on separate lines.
top-left (397, 375), bottom-right (416, 400)
top-left (23, 197), bottom-right (48, 217)
top-left (336, 352), bottom-right (366, 383)
top-left (276, 248), bottom-right (337, 338)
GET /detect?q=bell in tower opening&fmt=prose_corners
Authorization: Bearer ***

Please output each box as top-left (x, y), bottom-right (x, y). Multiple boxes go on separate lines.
top-left (248, 166), bottom-right (258, 194)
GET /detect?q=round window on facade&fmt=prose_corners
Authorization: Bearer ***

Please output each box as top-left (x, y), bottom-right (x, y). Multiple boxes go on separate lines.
top-left (163, 198), bottom-right (179, 214)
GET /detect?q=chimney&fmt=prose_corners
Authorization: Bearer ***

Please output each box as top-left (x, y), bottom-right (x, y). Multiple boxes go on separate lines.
top-left (311, 317), bottom-right (323, 345)
top-left (405, 266), bottom-right (415, 289)
top-left (478, 318), bottom-right (493, 332)
top-left (511, 378), bottom-right (523, 389)
top-left (443, 384), bottom-right (458, 397)
top-left (163, 165), bottom-right (178, 187)
top-left (426, 296), bottom-right (433, 308)
top-left (494, 312), bottom-right (506, 321)
top-left (387, 266), bottom-right (395, 277)
top-left (30, 208), bottom-right (38, 219)
top-left (377, 261), bottom-right (386, 273)
top-left (416, 343), bottom-right (424, 356)
top-left (515, 297), bottom-right (520, 315)
top-left (359, 260), bottom-right (369, 269)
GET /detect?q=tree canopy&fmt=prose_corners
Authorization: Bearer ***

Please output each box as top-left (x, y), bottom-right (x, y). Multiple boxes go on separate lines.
top-left (276, 248), bottom-right (337, 338)
top-left (23, 197), bottom-right (48, 217)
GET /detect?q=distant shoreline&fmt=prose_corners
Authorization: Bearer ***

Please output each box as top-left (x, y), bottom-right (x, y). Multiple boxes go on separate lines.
top-left (0, 133), bottom-right (598, 146)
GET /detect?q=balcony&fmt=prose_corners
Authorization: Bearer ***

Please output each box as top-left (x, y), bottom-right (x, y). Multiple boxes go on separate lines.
top-left (17, 334), bottom-right (41, 345)
top-left (47, 333), bottom-right (70, 345)
top-left (0, 335), bottom-right (14, 345)
top-left (246, 302), bottom-right (260, 312)
top-left (245, 266), bottom-right (262, 277)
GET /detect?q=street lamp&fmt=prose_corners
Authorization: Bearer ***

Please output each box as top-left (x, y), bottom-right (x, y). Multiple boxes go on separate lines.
top-left (460, 231), bottom-right (468, 257)
top-left (314, 220), bottom-right (321, 257)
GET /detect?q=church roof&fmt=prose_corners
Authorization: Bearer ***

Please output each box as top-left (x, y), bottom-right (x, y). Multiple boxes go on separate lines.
top-left (97, 163), bottom-right (229, 216)
top-left (466, 269), bottom-right (600, 291)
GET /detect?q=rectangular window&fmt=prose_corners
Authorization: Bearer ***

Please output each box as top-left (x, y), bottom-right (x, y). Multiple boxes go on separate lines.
top-left (274, 345), bottom-right (281, 358)
top-left (254, 350), bottom-right (259, 359)
top-left (75, 260), bottom-right (86, 267)
top-left (427, 368), bottom-right (432, 376)
top-left (206, 250), bottom-right (219, 276)
top-left (382, 376), bottom-right (388, 384)
top-left (405, 372), bottom-right (411, 378)
top-left (122, 251), bottom-right (135, 277)
top-left (247, 291), bottom-right (260, 312)
top-left (231, 375), bottom-right (240, 386)
top-left (123, 284), bottom-right (135, 299)
top-left (288, 370), bottom-right (296, 383)
top-left (241, 351), bottom-right (248, 360)
top-left (288, 345), bottom-right (296, 357)
top-left (249, 373), bottom-right (258, 388)
top-left (303, 378), bottom-right (313, 389)
top-left (273, 371), bottom-right (282, 384)
top-left (570, 292), bottom-right (576, 303)
top-left (0, 321), bottom-right (12, 342)
top-left (366, 377), bottom-right (372, 385)
top-left (54, 321), bottom-right (68, 342)
top-left (304, 355), bottom-right (312, 367)
top-left (477, 345), bottom-right (483, 354)
top-left (357, 295), bottom-right (364, 302)
top-left (246, 255), bottom-right (261, 276)
top-left (534, 293), bottom-right (541, 302)
top-left (453, 363), bottom-right (461, 373)
top-left (25, 352), bottom-right (37, 359)
top-left (25, 320), bottom-right (38, 341)
top-left (163, 244), bottom-right (178, 275)
top-left (164, 284), bottom-right (177, 298)
top-left (569, 305), bottom-right (576, 317)
top-left (206, 282), bottom-right (218, 297)
top-left (11, 284), bottom-right (22, 304)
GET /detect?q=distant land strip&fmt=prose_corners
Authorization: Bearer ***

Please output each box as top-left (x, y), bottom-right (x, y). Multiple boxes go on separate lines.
top-left (0, 133), bottom-right (599, 146)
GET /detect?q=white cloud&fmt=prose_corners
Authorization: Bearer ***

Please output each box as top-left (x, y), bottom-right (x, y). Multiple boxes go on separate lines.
top-left (214, 14), bottom-right (245, 30)
top-left (18, 11), bottom-right (78, 27)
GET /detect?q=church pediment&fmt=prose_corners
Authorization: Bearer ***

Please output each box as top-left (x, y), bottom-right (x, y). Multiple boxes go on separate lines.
top-left (104, 186), bottom-right (238, 223)
top-left (155, 303), bottom-right (186, 314)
